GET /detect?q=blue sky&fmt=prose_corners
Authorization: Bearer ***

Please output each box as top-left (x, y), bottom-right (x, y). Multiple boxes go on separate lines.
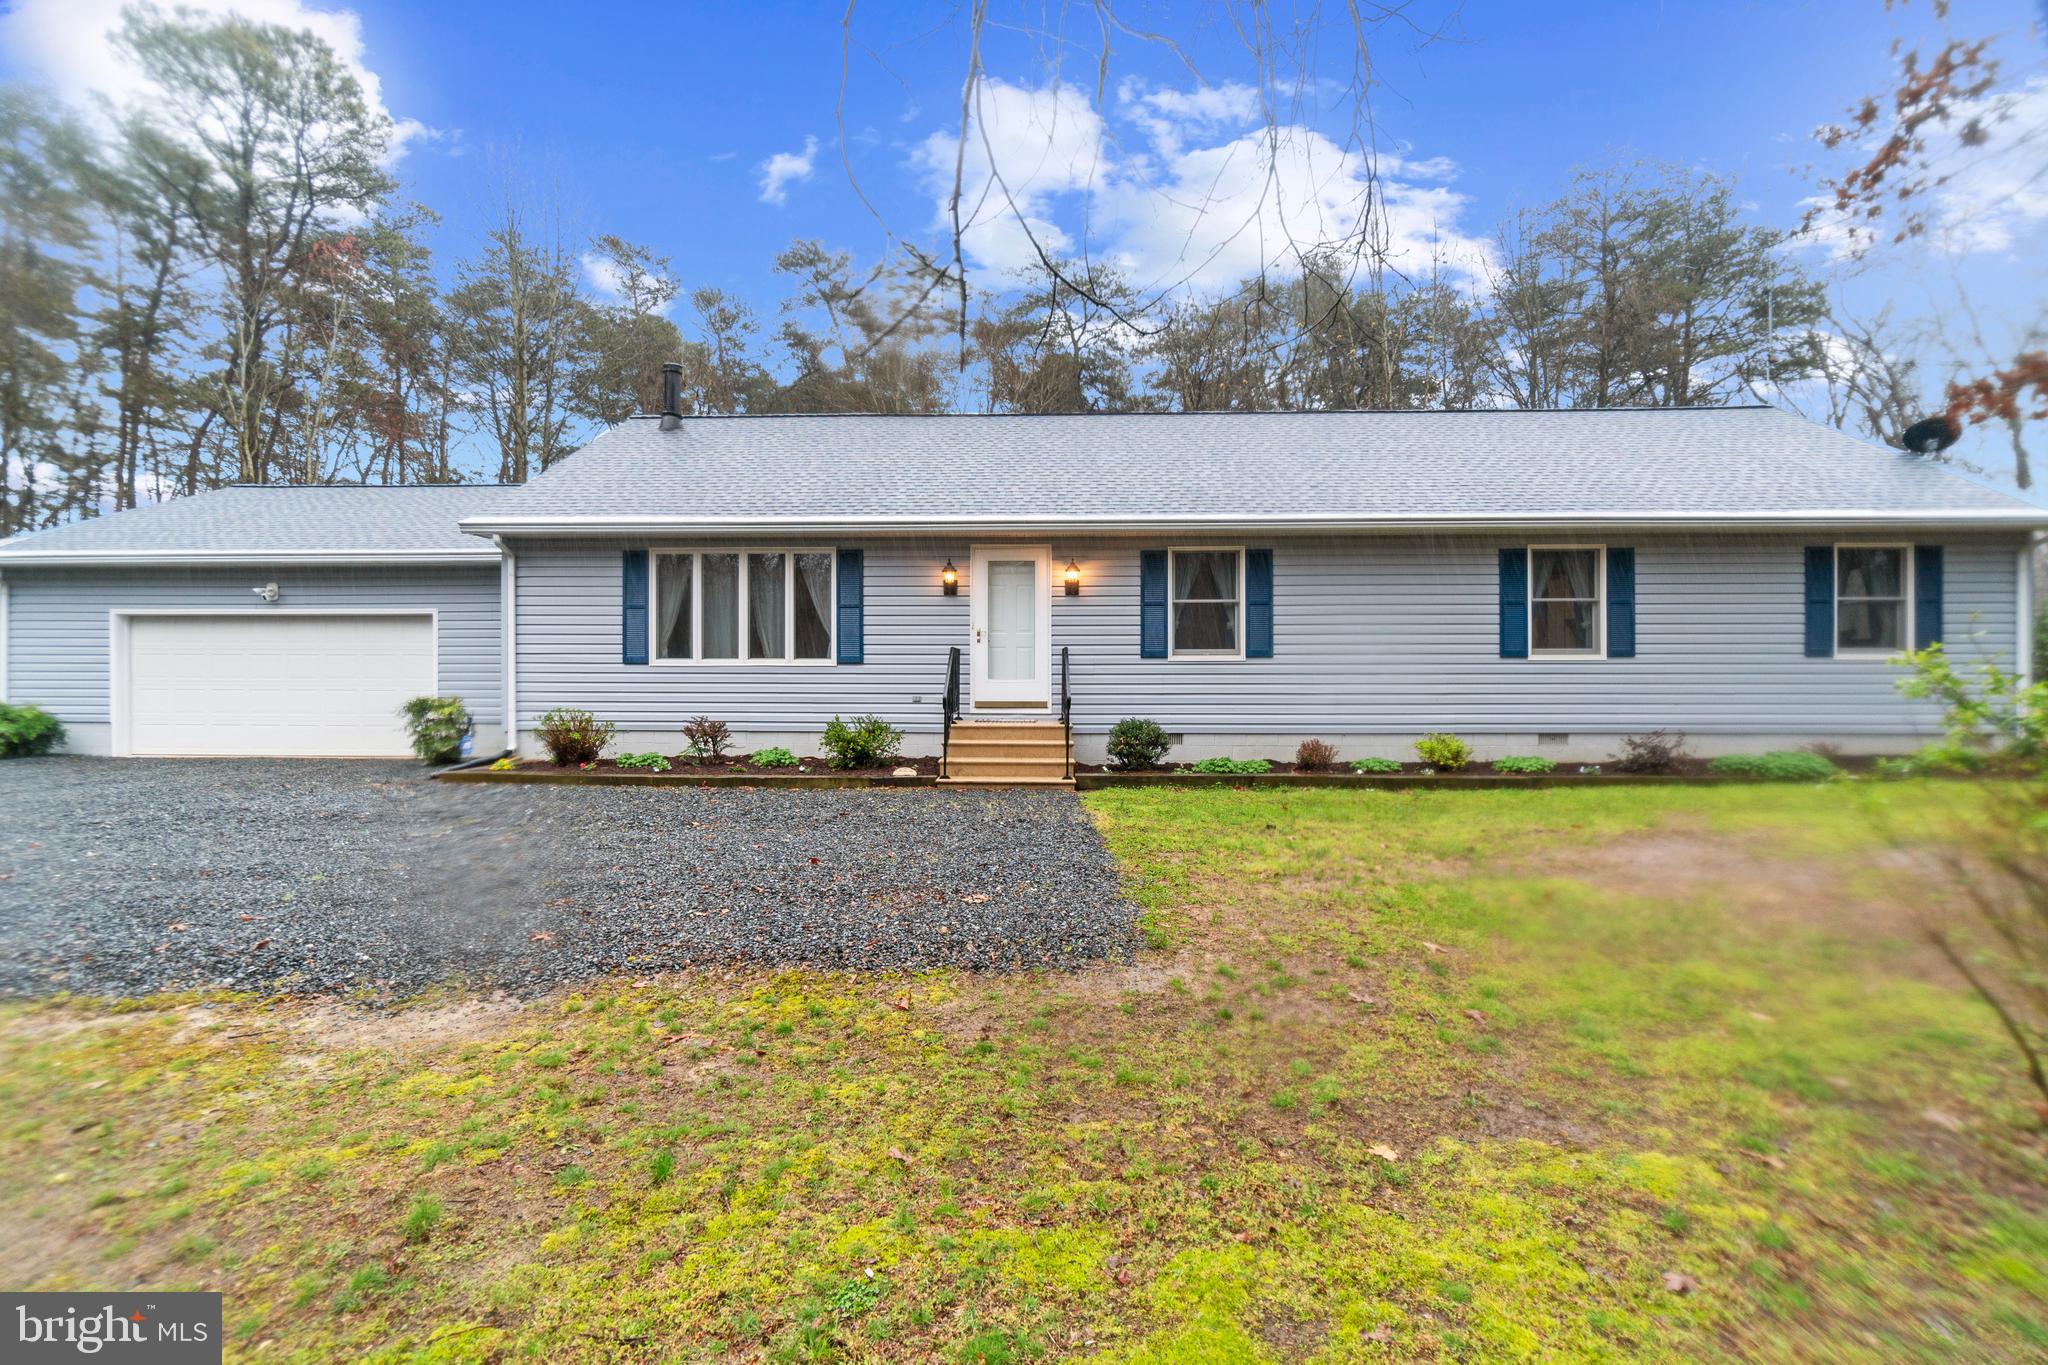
top-left (3, 0), bottom-right (2043, 478)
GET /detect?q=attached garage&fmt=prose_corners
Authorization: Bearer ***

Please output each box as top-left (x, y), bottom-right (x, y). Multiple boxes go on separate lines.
top-left (0, 485), bottom-right (510, 757)
top-left (120, 613), bottom-right (436, 757)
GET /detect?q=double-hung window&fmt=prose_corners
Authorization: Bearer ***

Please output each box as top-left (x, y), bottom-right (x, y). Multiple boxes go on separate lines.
top-left (1529, 546), bottom-right (1604, 656)
top-left (652, 550), bottom-right (835, 663)
top-left (1835, 544), bottom-right (1908, 654)
top-left (1169, 548), bottom-right (1243, 657)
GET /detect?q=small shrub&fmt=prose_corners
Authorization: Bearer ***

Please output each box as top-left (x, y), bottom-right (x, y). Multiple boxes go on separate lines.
top-left (402, 1196), bottom-right (443, 1244)
top-left (616, 752), bottom-right (671, 772)
top-left (1189, 757), bottom-right (1272, 775)
top-left (1493, 755), bottom-right (1556, 774)
top-left (1350, 756), bottom-right (1402, 774)
top-left (751, 746), bottom-right (798, 768)
top-left (1414, 732), bottom-right (1472, 771)
top-left (0, 703), bottom-right (64, 758)
top-left (488, 756), bottom-right (518, 771)
top-left (397, 696), bottom-right (471, 764)
top-left (535, 707), bottom-right (615, 766)
top-left (681, 715), bottom-right (732, 761)
top-left (1106, 718), bottom-right (1172, 771)
top-left (1707, 750), bottom-right (1840, 781)
top-left (1611, 729), bottom-right (1689, 774)
top-left (1294, 738), bottom-right (1339, 772)
top-left (821, 714), bottom-right (904, 769)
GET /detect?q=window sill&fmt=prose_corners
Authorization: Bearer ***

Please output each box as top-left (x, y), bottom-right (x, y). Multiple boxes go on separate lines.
top-left (650, 658), bottom-right (838, 668)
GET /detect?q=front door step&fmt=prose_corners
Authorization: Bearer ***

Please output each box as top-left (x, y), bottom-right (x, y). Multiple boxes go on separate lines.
top-left (941, 719), bottom-right (1072, 787)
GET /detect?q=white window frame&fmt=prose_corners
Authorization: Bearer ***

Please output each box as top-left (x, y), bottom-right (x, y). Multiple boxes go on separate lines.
top-left (649, 549), bottom-right (837, 667)
top-left (1167, 546), bottom-right (1247, 661)
top-left (1832, 542), bottom-right (1913, 660)
top-left (1527, 544), bottom-right (1607, 660)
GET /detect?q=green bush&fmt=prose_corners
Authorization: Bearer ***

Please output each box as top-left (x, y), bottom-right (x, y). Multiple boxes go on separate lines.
top-left (535, 707), bottom-right (615, 766)
top-left (821, 714), bottom-right (903, 769)
top-left (1350, 756), bottom-right (1403, 774)
top-left (1188, 757), bottom-right (1272, 775)
top-left (0, 703), bottom-right (64, 758)
top-left (615, 752), bottom-right (671, 772)
top-left (1492, 755), bottom-right (1557, 775)
top-left (1414, 732), bottom-right (1472, 770)
top-left (1706, 750), bottom-right (1840, 781)
top-left (1106, 718), bottom-right (1172, 771)
top-left (751, 746), bottom-right (798, 768)
top-left (398, 696), bottom-right (471, 764)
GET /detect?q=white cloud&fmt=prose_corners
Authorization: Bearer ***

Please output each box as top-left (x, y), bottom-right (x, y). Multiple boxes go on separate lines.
top-left (0, 0), bottom-right (430, 163)
top-left (580, 252), bottom-right (625, 302)
top-left (910, 78), bottom-right (1490, 297)
top-left (911, 79), bottom-right (1108, 274)
top-left (758, 135), bottom-right (819, 206)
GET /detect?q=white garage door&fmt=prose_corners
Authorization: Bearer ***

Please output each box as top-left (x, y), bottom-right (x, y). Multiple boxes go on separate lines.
top-left (126, 614), bottom-right (435, 757)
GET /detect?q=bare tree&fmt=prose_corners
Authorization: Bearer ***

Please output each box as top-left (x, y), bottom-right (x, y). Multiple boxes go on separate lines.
top-left (1805, 3), bottom-right (2047, 483)
top-left (115, 5), bottom-right (393, 485)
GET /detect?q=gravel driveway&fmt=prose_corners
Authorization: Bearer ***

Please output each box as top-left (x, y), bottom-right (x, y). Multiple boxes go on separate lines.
top-left (0, 759), bottom-right (1136, 1000)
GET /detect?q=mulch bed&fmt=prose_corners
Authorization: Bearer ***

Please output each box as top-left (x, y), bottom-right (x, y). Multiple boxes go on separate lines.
top-left (1075, 752), bottom-right (1890, 778)
top-left (516, 753), bottom-right (942, 778)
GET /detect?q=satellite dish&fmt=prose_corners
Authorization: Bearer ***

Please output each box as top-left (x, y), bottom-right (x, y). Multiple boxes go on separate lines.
top-left (1901, 415), bottom-right (1961, 455)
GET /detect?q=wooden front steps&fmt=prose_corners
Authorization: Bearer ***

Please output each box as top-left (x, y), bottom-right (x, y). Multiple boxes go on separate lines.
top-left (940, 719), bottom-right (1072, 787)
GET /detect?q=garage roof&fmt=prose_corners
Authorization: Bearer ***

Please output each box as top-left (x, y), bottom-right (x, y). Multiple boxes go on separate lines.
top-left (0, 485), bottom-right (513, 565)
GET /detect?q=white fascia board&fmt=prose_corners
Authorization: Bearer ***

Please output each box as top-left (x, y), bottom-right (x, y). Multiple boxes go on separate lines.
top-left (462, 509), bottom-right (2048, 537)
top-left (0, 549), bottom-right (502, 567)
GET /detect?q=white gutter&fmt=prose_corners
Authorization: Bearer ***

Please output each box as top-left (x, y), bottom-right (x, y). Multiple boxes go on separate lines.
top-left (494, 535), bottom-right (517, 754)
top-left (461, 509), bottom-right (2048, 536)
top-left (0, 549), bottom-right (502, 567)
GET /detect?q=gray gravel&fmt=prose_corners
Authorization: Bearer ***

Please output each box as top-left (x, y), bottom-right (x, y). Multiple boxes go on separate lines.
top-left (0, 759), bottom-right (1137, 1000)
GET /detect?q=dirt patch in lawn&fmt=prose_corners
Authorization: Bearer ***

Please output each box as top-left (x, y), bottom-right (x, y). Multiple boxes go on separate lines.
top-left (283, 992), bottom-right (537, 1052)
top-left (1518, 825), bottom-right (1961, 981)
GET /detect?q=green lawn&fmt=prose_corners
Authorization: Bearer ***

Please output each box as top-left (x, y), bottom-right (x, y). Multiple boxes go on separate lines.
top-left (2, 784), bottom-right (2044, 1361)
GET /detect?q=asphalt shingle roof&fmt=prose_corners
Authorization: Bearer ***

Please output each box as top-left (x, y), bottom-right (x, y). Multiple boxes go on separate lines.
top-left (462, 407), bottom-right (2044, 527)
top-left (0, 485), bottom-right (513, 558)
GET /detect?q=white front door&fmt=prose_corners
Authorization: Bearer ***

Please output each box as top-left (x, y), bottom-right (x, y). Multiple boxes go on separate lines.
top-left (969, 544), bottom-right (1050, 707)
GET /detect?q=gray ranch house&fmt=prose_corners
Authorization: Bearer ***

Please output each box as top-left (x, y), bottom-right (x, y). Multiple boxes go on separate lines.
top-left (1, 398), bottom-right (2042, 774)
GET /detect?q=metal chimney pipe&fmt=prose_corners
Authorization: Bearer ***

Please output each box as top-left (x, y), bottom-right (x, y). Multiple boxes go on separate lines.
top-left (659, 361), bottom-right (683, 430)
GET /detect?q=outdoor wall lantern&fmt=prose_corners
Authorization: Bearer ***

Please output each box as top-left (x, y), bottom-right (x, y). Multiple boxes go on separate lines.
top-left (1063, 560), bottom-right (1082, 596)
top-left (940, 560), bottom-right (959, 595)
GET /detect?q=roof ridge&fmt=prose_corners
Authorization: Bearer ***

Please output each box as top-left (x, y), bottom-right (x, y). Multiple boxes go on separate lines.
top-left (621, 405), bottom-right (1782, 421)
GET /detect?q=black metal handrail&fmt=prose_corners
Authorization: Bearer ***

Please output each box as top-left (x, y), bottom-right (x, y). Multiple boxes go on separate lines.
top-left (1059, 645), bottom-right (1073, 780)
top-left (941, 646), bottom-right (961, 778)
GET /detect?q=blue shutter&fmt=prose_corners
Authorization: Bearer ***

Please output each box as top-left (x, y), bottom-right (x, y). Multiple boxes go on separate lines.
top-left (1139, 550), bottom-right (1168, 658)
top-left (1245, 549), bottom-right (1273, 658)
top-left (836, 548), bottom-right (864, 664)
top-left (1804, 546), bottom-right (1834, 658)
top-left (1606, 548), bottom-right (1636, 658)
top-left (1914, 544), bottom-right (1943, 650)
top-left (621, 550), bottom-right (649, 665)
top-left (1498, 549), bottom-right (1528, 658)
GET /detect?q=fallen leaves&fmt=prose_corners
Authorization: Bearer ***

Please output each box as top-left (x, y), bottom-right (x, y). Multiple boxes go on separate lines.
top-left (1661, 1271), bottom-right (1701, 1295)
top-left (1367, 1143), bottom-right (1401, 1162)
top-left (527, 930), bottom-right (555, 943)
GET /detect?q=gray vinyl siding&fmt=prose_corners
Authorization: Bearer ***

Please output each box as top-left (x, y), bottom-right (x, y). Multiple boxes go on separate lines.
top-left (510, 532), bottom-right (2025, 739)
top-left (1, 564), bottom-right (502, 723)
